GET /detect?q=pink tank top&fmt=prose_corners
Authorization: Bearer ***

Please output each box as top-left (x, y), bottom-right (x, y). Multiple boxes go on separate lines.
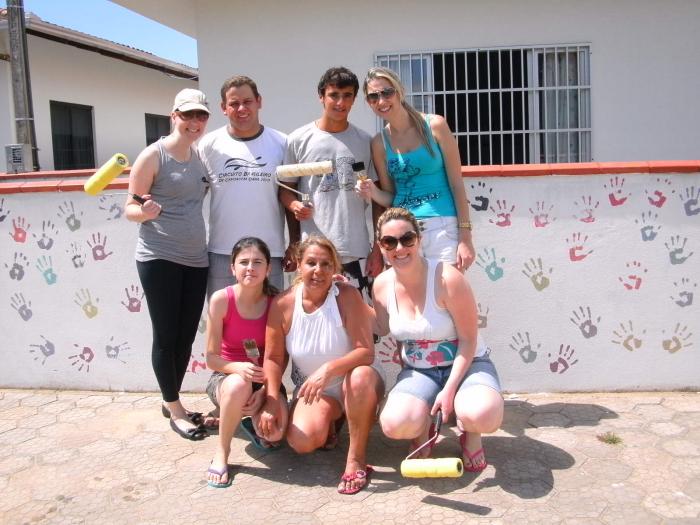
top-left (220, 286), bottom-right (271, 366)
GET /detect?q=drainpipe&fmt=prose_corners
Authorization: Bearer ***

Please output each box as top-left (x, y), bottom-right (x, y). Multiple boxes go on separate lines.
top-left (7, 0), bottom-right (40, 171)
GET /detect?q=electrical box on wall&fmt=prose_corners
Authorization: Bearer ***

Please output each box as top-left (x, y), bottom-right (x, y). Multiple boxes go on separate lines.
top-left (5, 143), bottom-right (32, 173)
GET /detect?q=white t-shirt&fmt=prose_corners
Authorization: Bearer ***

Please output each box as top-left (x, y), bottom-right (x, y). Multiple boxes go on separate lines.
top-left (199, 125), bottom-right (287, 257)
top-left (282, 121), bottom-right (376, 260)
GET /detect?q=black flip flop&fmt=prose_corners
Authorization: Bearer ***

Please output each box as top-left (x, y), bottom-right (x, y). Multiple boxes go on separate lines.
top-left (170, 419), bottom-right (208, 441)
top-left (161, 404), bottom-right (204, 426)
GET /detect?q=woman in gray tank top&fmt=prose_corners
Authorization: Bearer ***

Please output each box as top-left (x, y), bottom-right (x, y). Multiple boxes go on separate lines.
top-left (125, 89), bottom-right (211, 441)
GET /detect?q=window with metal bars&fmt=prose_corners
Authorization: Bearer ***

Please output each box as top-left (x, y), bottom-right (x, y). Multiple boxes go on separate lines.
top-left (375, 44), bottom-right (591, 165)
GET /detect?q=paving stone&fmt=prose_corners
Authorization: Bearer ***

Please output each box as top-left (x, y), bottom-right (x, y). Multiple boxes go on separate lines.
top-left (41, 399), bottom-right (77, 414)
top-left (0, 405), bottom-right (38, 420)
top-left (19, 392), bottom-right (58, 407)
top-left (648, 420), bottom-right (686, 436)
top-left (17, 411), bottom-right (57, 429)
top-left (0, 420), bottom-right (17, 434)
top-left (580, 458), bottom-right (633, 482)
top-left (634, 403), bottom-right (676, 421)
top-left (528, 412), bottom-right (571, 428)
top-left (75, 394), bottom-right (114, 409)
top-left (682, 476), bottom-right (700, 501)
top-left (547, 487), bottom-right (608, 519)
top-left (13, 435), bottom-right (58, 456)
top-left (643, 490), bottom-right (700, 519)
top-left (600, 504), bottom-right (662, 524)
top-left (675, 410), bottom-right (700, 430)
top-left (4, 497), bottom-right (61, 524)
top-left (0, 454), bottom-right (33, 475)
top-left (661, 395), bottom-right (700, 412)
top-left (670, 456), bottom-right (700, 477)
top-left (661, 438), bottom-right (700, 457)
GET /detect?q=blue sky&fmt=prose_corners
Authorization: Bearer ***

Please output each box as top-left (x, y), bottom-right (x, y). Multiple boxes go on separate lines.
top-left (2, 0), bottom-right (197, 67)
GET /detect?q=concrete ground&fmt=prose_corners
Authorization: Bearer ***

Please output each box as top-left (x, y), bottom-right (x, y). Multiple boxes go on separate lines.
top-left (0, 389), bottom-right (698, 524)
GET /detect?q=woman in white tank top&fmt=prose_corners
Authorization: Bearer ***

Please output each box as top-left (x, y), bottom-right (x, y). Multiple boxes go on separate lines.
top-left (259, 236), bottom-right (385, 495)
top-left (372, 208), bottom-right (503, 473)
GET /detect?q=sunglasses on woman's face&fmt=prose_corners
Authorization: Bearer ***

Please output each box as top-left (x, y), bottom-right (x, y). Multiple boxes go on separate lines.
top-left (177, 110), bottom-right (210, 121)
top-left (379, 230), bottom-right (418, 251)
top-left (366, 87), bottom-right (397, 104)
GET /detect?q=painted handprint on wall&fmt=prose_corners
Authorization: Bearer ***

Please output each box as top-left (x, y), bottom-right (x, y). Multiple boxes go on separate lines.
top-left (377, 337), bottom-right (401, 365)
top-left (618, 260), bottom-right (647, 290)
top-left (105, 336), bottom-right (129, 363)
top-left (32, 220), bottom-right (59, 250)
top-left (670, 277), bottom-right (696, 307)
top-left (98, 195), bottom-right (124, 220)
top-left (662, 323), bottom-right (693, 354)
top-left (477, 303), bottom-right (489, 329)
top-left (509, 332), bottom-right (540, 364)
top-left (8, 217), bottom-right (30, 243)
top-left (634, 211), bottom-right (661, 242)
top-left (5, 252), bottom-right (28, 281)
top-left (66, 242), bottom-right (86, 269)
top-left (469, 181), bottom-right (493, 211)
top-left (548, 344), bottom-right (579, 373)
top-left (197, 313), bottom-right (207, 333)
top-left (488, 199), bottom-right (515, 227)
top-left (74, 288), bottom-right (99, 319)
top-left (645, 177), bottom-right (674, 208)
top-left (572, 195), bottom-right (599, 223)
top-left (0, 198), bottom-right (10, 223)
top-left (10, 292), bottom-right (32, 321)
top-left (664, 235), bottom-right (694, 265)
top-left (604, 176), bottom-right (630, 206)
top-left (121, 285), bottom-right (144, 313)
top-left (35, 255), bottom-right (58, 285)
top-left (529, 201), bottom-right (556, 228)
top-left (679, 185), bottom-right (700, 216)
top-left (566, 232), bottom-right (593, 262)
top-left (29, 335), bottom-right (55, 365)
top-left (611, 320), bottom-right (645, 352)
top-left (188, 350), bottom-right (207, 374)
top-left (521, 257), bottom-right (552, 291)
top-left (57, 200), bottom-right (83, 232)
top-left (569, 306), bottom-right (601, 339)
top-left (475, 247), bottom-right (506, 282)
top-left (87, 233), bottom-right (113, 261)
top-left (69, 345), bottom-right (95, 373)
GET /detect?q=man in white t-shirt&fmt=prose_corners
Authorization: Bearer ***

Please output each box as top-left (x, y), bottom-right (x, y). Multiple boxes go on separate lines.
top-left (199, 75), bottom-right (289, 297)
top-left (279, 67), bottom-right (383, 297)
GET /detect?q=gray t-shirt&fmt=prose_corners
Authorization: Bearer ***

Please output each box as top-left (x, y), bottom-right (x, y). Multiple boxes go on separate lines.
top-left (135, 140), bottom-right (209, 267)
top-left (282, 121), bottom-right (376, 259)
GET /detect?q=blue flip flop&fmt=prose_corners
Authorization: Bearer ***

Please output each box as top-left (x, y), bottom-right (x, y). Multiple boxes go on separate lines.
top-left (207, 463), bottom-right (231, 488)
top-left (239, 417), bottom-right (281, 451)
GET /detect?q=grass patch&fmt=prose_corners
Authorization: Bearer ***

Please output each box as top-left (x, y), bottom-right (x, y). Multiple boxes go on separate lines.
top-left (597, 431), bottom-right (622, 445)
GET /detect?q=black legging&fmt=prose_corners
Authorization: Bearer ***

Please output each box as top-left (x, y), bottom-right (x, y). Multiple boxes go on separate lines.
top-left (137, 259), bottom-right (208, 402)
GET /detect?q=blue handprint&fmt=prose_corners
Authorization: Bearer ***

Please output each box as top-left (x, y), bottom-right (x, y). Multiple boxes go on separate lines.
top-left (475, 247), bottom-right (505, 281)
top-left (36, 255), bottom-right (57, 285)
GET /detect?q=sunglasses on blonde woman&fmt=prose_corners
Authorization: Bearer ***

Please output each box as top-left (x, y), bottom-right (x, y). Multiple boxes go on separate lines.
top-left (177, 110), bottom-right (210, 121)
top-left (366, 87), bottom-right (397, 103)
top-left (379, 230), bottom-right (418, 250)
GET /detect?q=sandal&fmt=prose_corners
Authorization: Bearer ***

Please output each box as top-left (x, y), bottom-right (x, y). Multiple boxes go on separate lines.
top-left (322, 415), bottom-right (346, 451)
top-left (161, 404), bottom-right (204, 426)
top-left (460, 432), bottom-right (487, 472)
top-left (170, 419), bottom-right (208, 441)
top-left (206, 462), bottom-right (231, 488)
top-left (337, 465), bottom-right (374, 495)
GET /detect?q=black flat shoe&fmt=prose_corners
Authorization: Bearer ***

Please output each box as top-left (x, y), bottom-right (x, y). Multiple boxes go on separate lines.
top-left (169, 419), bottom-right (208, 441)
top-left (161, 404), bottom-right (204, 425)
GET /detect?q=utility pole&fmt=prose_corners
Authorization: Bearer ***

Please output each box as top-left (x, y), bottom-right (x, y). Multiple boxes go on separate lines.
top-left (7, 0), bottom-right (40, 171)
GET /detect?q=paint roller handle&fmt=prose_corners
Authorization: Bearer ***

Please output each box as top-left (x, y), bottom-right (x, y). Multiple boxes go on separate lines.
top-left (130, 193), bottom-right (146, 205)
top-left (406, 410), bottom-right (443, 460)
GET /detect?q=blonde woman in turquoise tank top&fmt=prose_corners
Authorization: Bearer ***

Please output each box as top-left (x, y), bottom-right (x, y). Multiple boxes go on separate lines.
top-left (357, 67), bottom-right (475, 271)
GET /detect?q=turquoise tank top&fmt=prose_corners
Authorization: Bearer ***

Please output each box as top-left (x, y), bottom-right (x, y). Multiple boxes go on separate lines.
top-left (382, 116), bottom-right (457, 218)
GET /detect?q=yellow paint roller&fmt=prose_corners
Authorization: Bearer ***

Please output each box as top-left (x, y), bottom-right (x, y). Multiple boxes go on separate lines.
top-left (83, 153), bottom-right (145, 204)
top-left (400, 411), bottom-right (464, 478)
top-left (275, 160), bottom-right (333, 207)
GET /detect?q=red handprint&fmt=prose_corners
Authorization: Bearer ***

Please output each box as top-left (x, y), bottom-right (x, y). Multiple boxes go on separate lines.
top-left (9, 217), bottom-right (30, 243)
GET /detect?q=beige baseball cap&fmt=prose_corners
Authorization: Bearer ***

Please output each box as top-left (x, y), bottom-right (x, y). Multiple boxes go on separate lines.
top-left (172, 88), bottom-right (210, 113)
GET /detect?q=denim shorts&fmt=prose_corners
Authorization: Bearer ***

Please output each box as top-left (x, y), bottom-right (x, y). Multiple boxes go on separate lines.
top-left (417, 216), bottom-right (459, 264)
top-left (206, 371), bottom-right (285, 407)
top-left (389, 354), bottom-right (501, 406)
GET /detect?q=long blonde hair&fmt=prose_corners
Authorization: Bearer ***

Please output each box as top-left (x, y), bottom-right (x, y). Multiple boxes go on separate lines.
top-left (363, 67), bottom-right (435, 156)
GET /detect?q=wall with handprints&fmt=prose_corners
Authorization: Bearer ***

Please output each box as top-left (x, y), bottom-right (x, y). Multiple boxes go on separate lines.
top-left (1, 169), bottom-right (698, 392)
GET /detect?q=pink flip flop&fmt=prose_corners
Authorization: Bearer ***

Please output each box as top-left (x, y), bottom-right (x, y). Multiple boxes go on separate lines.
top-left (460, 432), bottom-right (487, 472)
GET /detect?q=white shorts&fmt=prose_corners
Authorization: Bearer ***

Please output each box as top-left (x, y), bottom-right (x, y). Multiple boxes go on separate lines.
top-left (417, 216), bottom-right (458, 264)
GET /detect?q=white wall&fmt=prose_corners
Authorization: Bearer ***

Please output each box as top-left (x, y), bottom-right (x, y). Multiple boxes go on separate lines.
top-left (1, 33), bottom-right (196, 171)
top-left (182, 0), bottom-right (700, 162)
top-left (1, 171), bottom-right (698, 392)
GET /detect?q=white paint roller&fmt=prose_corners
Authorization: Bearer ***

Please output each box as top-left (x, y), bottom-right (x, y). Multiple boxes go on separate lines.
top-left (275, 160), bottom-right (333, 205)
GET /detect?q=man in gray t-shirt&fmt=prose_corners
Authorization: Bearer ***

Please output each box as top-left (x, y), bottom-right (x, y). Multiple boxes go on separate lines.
top-left (278, 67), bottom-right (383, 288)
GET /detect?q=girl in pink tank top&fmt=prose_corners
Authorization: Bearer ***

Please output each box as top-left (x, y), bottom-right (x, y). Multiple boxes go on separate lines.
top-left (204, 237), bottom-right (288, 488)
